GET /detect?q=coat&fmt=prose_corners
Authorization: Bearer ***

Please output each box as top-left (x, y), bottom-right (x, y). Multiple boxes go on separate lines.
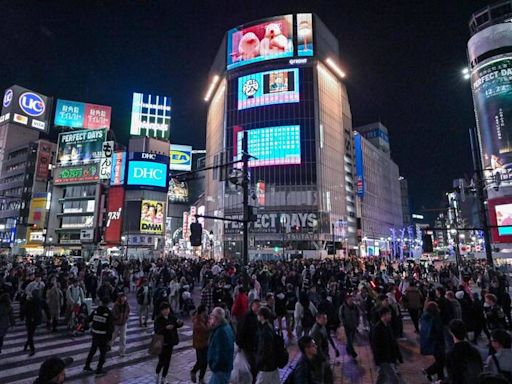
top-left (0, 301), bottom-right (14, 330)
top-left (292, 355), bottom-right (318, 384)
top-left (339, 303), bottom-right (359, 330)
top-left (419, 311), bottom-right (444, 356)
top-left (370, 320), bottom-right (402, 365)
top-left (208, 320), bottom-right (235, 373)
top-left (155, 313), bottom-right (182, 347)
top-left (112, 302), bottom-right (130, 326)
top-left (236, 310), bottom-right (259, 353)
top-left (46, 286), bottom-right (62, 317)
top-left (231, 293), bottom-right (248, 320)
top-left (445, 341), bottom-right (483, 384)
top-left (255, 322), bottom-right (278, 372)
top-left (403, 286), bottom-right (423, 309)
top-left (192, 313), bottom-right (209, 350)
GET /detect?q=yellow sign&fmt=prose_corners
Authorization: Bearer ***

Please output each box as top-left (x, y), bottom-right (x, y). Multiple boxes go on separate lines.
top-left (140, 200), bottom-right (165, 234)
top-left (28, 196), bottom-right (47, 227)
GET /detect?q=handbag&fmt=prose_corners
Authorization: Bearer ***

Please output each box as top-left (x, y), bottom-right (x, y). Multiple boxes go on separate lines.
top-left (148, 333), bottom-right (164, 356)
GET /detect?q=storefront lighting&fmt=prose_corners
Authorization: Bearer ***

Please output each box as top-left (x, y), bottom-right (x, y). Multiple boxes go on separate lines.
top-left (204, 75), bottom-right (220, 102)
top-left (325, 58), bottom-right (346, 78)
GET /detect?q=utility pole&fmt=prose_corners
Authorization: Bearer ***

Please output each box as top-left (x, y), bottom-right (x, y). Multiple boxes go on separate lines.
top-left (242, 132), bottom-right (249, 266)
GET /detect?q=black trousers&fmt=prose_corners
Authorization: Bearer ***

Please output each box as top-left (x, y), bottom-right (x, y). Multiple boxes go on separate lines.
top-left (85, 336), bottom-right (109, 370)
top-left (192, 347), bottom-right (208, 379)
top-left (156, 345), bottom-right (173, 378)
top-left (426, 351), bottom-right (445, 380)
top-left (26, 321), bottom-right (36, 351)
top-left (408, 308), bottom-right (421, 332)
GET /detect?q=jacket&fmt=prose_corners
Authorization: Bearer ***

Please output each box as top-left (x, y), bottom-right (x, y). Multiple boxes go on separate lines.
top-left (46, 286), bottom-right (62, 317)
top-left (66, 285), bottom-right (85, 306)
top-left (231, 293), bottom-right (248, 320)
top-left (192, 313), bottom-right (210, 350)
top-left (339, 303), bottom-right (359, 330)
top-left (237, 310), bottom-right (259, 353)
top-left (256, 322), bottom-right (278, 372)
top-left (309, 322), bottom-right (331, 362)
top-left (136, 286), bottom-right (152, 306)
top-left (370, 320), bottom-right (402, 365)
top-left (445, 341), bottom-right (483, 384)
top-left (293, 355), bottom-right (318, 384)
top-left (155, 313), bottom-right (182, 346)
top-left (419, 311), bottom-right (444, 356)
top-left (25, 296), bottom-right (45, 327)
top-left (484, 349), bottom-right (512, 377)
top-left (208, 320), bottom-right (235, 373)
top-left (89, 305), bottom-right (114, 341)
top-left (112, 302), bottom-right (130, 326)
top-left (403, 286), bottom-right (423, 309)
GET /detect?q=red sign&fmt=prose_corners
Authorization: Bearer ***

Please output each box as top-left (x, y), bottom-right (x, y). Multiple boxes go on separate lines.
top-left (35, 141), bottom-right (52, 182)
top-left (104, 186), bottom-right (124, 244)
top-left (84, 103), bottom-right (111, 129)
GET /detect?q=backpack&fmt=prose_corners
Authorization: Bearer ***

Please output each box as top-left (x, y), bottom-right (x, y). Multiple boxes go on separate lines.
top-left (273, 330), bottom-right (289, 369)
top-left (301, 306), bottom-right (314, 329)
top-left (479, 355), bottom-right (512, 384)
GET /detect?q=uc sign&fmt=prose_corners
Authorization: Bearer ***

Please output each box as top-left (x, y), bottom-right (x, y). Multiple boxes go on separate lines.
top-left (19, 92), bottom-right (45, 117)
top-left (170, 150), bottom-right (190, 164)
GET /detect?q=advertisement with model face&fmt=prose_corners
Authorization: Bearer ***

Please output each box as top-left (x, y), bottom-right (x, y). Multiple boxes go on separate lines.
top-left (227, 15), bottom-right (294, 70)
top-left (140, 200), bottom-right (165, 234)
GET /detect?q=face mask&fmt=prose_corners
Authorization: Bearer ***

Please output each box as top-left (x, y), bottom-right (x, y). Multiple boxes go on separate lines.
top-left (484, 303), bottom-right (490, 308)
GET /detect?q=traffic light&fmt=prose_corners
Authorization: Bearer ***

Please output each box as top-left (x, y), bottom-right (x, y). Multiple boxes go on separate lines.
top-left (190, 222), bottom-right (203, 247)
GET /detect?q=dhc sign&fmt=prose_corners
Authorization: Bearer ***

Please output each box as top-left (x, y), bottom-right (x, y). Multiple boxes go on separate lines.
top-left (127, 161), bottom-right (167, 189)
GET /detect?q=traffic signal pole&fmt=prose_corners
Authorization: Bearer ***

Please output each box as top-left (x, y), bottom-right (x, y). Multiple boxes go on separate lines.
top-left (242, 132), bottom-right (249, 266)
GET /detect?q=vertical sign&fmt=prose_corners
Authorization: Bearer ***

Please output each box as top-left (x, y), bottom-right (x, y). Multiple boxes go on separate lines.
top-left (104, 186), bottom-right (124, 244)
top-left (354, 134), bottom-right (365, 197)
top-left (100, 141), bottom-right (114, 180)
top-left (35, 141), bottom-right (52, 182)
top-left (182, 211), bottom-right (190, 241)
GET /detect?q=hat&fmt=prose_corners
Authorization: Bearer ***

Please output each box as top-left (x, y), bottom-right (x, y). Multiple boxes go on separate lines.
top-left (38, 357), bottom-right (73, 382)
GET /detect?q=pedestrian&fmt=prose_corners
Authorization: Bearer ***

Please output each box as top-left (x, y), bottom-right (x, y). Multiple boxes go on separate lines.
top-left (231, 286), bottom-right (248, 332)
top-left (25, 289), bottom-right (45, 356)
top-left (25, 274), bottom-right (45, 300)
top-left (482, 329), bottom-right (512, 381)
top-left (201, 281), bottom-right (214, 314)
top-left (237, 299), bottom-right (261, 380)
top-left (0, 292), bottom-right (15, 353)
top-left (208, 307), bottom-right (235, 384)
top-left (191, 304), bottom-right (210, 384)
top-left (83, 296), bottom-right (114, 375)
top-left (484, 293), bottom-right (508, 332)
top-left (254, 306), bottom-right (280, 384)
top-left (292, 335), bottom-right (322, 383)
top-left (154, 302), bottom-right (183, 384)
top-left (66, 278), bottom-right (85, 329)
top-left (402, 280), bottom-right (423, 333)
top-left (111, 293), bottom-right (130, 357)
top-left (339, 293), bottom-right (360, 359)
top-left (33, 356), bottom-right (73, 384)
top-left (420, 301), bottom-right (445, 382)
top-left (370, 306), bottom-right (403, 384)
top-left (46, 281), bottom-right (62, 332)
top-left (309, 312), bottom-right (338, 383)
top-left (136, 279), bottom-right (152, 327)
top-left (295, 293), bottom-right (317, 339)
top-left (169, 277), bottom-right (180, 312)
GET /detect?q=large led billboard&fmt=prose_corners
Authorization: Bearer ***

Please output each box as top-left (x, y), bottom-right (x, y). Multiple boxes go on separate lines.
top-left (170, 144), bottom-right (192, 171)
top-left (130, 92), bottom-right (171, 140)
top-left (238, 68), bottom-right (299, 110)
top-left (227, 15), bottom-right (294, 70)
top-left (0, 85), bottom-right (52, 132)
top-left (472, 56), bottom-right (512, 188)
top-left (140, 200), bottom-right (165, 234)
top-left (57, 129), bottom-right (106, 166)
top-left (234, 125), bottom-right (301, 167)
top-left (54, 99), bottom-right (111, 129)
top-left (126, 152), bottom-right (169, 191)
top-left (488, 197), bottom-right (512, 242)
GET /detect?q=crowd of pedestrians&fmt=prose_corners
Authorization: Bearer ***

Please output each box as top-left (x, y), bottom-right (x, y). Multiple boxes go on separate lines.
top-left (0, 254), bottom-right (510, 384)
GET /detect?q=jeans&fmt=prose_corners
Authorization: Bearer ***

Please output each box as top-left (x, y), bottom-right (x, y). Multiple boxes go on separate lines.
top-left (209, 371), bottom-right (231, 384)
top-left (156, 345), bottom-right (173, 378)
top-left (376, 363), bottom-right (401, 384)
top-left (192, 347), bottom-right (208, 379)
top-left (85, 336), bottom-right (109, 370)
top-left (111, 323), bottom-right (127, 355)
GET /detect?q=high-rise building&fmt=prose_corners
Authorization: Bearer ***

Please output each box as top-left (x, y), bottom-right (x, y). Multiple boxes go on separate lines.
top-left (204, 14), bottom-right (356, 259)
top-left (400, 177), bottom-right (412, 227)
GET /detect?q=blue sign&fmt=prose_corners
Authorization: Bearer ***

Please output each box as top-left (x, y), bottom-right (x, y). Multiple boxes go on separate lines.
top-left (127, 161), bottom-right (168, 188)
top-left (19, 92), bottom-right (45, 116)
top-left (3, 89), bottom-right (13, 108)
top-left (354, 134), bottom-right (365, 197)
top-left (54, 99), bottom-right (85, 128)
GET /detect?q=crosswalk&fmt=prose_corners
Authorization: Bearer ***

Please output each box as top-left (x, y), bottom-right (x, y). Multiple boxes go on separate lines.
top-left (0, 302), bottom-right (193, 384)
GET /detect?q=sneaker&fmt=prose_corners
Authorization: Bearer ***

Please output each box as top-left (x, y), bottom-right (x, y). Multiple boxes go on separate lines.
top-left (190, 370), bottom-right (197, 383)
top-left (83, 366), bottom-right (93, 372)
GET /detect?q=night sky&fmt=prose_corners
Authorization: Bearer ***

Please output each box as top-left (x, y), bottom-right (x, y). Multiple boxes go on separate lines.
top-left (0, 0), bottom-right (495, 221)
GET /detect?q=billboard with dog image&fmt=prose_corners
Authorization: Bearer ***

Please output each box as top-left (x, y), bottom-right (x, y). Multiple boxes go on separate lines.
top-left (227, 15), bottom-right (294, 70)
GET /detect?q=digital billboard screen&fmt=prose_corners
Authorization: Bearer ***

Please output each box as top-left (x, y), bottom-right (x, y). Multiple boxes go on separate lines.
top-left (170, 144), bottom-right (192, 171)
top-left (169, 178), bottom-right (189, 203)
top-left (235, 125), bottom-right (301, 167)
top-left (496, 203), bottom-right (512, 236)
top-left (472, 56), bottom-right (512, 188)
top-left (54, 99), bottom-right (111, 129)
top-left (57, 129), bottom-right (106, 166)
top-left (54, 163), bottom-right (100, 185)
top-left (126, 152), bottom-right (169, 190)
top-left (227, 15), bottom-right (294, 70)
top-left (238, 68), bottom-right (299, 110)
top-left (130, 92), bottom-right (171, 140)
top-left (297, 14), bottom-right (314, 57)
top-left (140, 200), bottom-right (165, 234)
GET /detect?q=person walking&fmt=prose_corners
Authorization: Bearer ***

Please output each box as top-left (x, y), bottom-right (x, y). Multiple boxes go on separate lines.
top-left (237, 299), bottom-right (261, 380)
top-left (339, 294), bottom-right (360, 359)
top-left (292, 335), bottom-right (323, 383)
top-left (0, 292), bottom-right (15, 353)
top-left (419, 301), bottom-right (445, 382)
top-left (254, 306), bottom-right (280, 384)
top-left (309, 312), bottom-right (338, 383)
top-left (111, 293), bottom-right (130, 357)
top-left (483, 329), bottom-right (512, 380)
top-left (154, 302), bottom-right (183, 384)
top-left (83, 296), bottom-right (114, 375)
top-left (136, 279), bottom-right (152, 327)
top-left (25, 289), bottom-right (45, 356)
top-left (66, 279), bottom-right (85, 330)
top-left (191, 304), bottom-right (210, 384)
top-left (208, 307), bottom-right (235, 384)
top-left (402, 280), bottom-right (423, 333)
top-left (294, 293), bottom-right (317, 339)
top-left (46, 281), bottom-right (62, 332)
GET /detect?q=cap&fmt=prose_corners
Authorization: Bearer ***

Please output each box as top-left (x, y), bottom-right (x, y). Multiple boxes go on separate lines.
top-left (38, 357), bottom-right (73, 382)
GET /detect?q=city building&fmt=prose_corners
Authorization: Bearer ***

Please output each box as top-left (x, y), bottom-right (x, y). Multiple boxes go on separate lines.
top-left (204, 14), bottom-right (357, 260)
top-left (354, 123), bottom-right (403, 256)
top-left (399, 177), bottom-right (412, 227)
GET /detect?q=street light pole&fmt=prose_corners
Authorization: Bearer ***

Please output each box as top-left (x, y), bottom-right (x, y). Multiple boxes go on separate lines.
top-left (242, 132), bottom-right (250, 266)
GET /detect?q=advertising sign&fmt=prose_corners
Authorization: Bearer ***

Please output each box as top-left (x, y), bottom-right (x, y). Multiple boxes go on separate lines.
top-left (110, 151), bottom-right (126, 186)
top-left (104, 186), bottom-right (124, 244)
top-left (235, 125), bottom-right (301, 167)
top-left (0, 85), bottom-right (51, 132)
top-left (99, 141), bottom-right (114, 180)
top-left (354, 134), bottom-right (365, 197)
top-left (130, 92), bottom-right (171, 140)
top-left (297, 14), bottom-right (314, 57)
top-left (168, 178), bottom-right (189, 203)
top-left (170, 144), bottom-right (192, 171)
top-left (140, 200), bottom-right (165, 234)
top-left (54, 99), bottom-right (111, 129)
top-left (28, 193), bottom-right (48, 227)
top-left (35, 141), bottom-right (52, 182)
top-left (224, 211), bottom-right (319, 234)
top-left (227, 15), bottom-right (294, 70)
top-left (488, 197), bottom-right (512, 242)
top-left (182, 211), bottom-right (190, 240)
top-left (238, 68), bottom-right (299, 110)
top-left (54, 163), bottom-right (99, 185)
top-left (126, 152), bottom-right (169, 190)
top-left (57, 129), bottom-right (106, 166)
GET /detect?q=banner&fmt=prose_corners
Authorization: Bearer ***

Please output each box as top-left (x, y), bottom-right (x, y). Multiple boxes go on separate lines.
top-left (168, 178), bottom-right (188, 203)
top-left (104, 186), bottom-right (124, 244)
top-left (140, 200), bottom-right (165, 234)
top-left (54, 99), bottom-right (111, 129)
top-left (0, 85), bottom-right (51, 132)
top-left (99, 141), bottom-right (114, 180)
top-left (57, 129), bottom-right (106, 166)
top-left (35, 141), bottom-right (52, 182)
top-left (110, 151), bottom-right (126, 186)
top-left (170, 144), bottom-right (192, 171)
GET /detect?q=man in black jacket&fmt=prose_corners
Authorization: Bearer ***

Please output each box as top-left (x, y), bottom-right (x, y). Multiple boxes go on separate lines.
top-left (370, 307), bottom-right (402, 384)
top-left (293, 336), bottom-right (320, 384)
top-left (83, 296), bottom-right (114, 375)
top-left (237, 299), bottom-right (261, 381)
top-left (255, 306), bottom-right (279, 384)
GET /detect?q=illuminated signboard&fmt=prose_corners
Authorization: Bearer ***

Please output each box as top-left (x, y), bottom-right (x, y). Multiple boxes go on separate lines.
top-left (140, 200), bottom-right (165, 234)
top-left (28, 193), bottom-right (48, 227)
top-left (110, 151), bottom-right (126, 186)
top-left (235, 125), bottom-right (301, 167)
top-left (126, 152), bottom-right (169, 191)
top-left (297, 14), bottom-right (314, 57)
top-left (35, 141), bottom-right (52, 182)
top-left (54, 163), bottom-right (100, 185)
top-left (238, 68), bottom-right (299, 110)
top-left (496, 203), bottom-right (512, 236)
top-left (99, 141), bottom-right (114, 180)
top-left (354, 134), bottom-right (365, 197)
top-left (57, 129), bottom-right (106, 166)
top-left (54, 99), bottom-right (111, 129)
top-left (169, 178), bottom-right (189, 203)
top-left (130, 92), bottom-right (171, 140)
top-left (170, 144), bottom-right (192, 171)
top-left (104, 186), bottom-right (124, 244)
top-left (0, 85), bottom-right (51, 132)
top-left (227, 15), bottom-right (294, 70)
